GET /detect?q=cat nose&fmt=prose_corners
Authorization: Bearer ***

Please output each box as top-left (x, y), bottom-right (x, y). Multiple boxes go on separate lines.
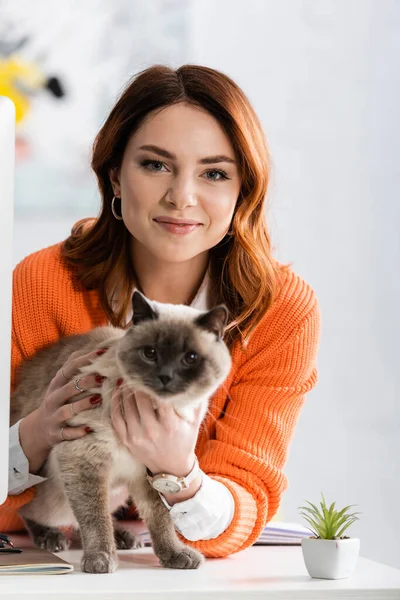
top-left (159, 374), bottom-right (172, 386)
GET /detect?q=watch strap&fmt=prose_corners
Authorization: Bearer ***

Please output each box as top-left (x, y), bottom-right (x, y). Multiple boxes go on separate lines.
top-left (146, 455), bottom-right (200, 490)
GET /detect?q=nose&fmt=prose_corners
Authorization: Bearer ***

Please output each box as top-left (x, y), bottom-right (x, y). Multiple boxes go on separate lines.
top-left (165, 174), bottom-right (198, 210)
top-left (159, 374), bottom-right (172, 386)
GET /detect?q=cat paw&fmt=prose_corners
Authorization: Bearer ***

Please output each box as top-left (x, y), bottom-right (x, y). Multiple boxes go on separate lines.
top-left (114, 528), bottom-right (143, 550)
top-left (81, 551), bottom-right (118, 574)
top-left (33, 529), bottom-right (70, 553)
top-left (159, 546), bottom-right (204, 569)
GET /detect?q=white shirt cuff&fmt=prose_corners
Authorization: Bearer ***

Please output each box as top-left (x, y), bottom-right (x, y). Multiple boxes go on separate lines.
top-left (159, 472), bottom-right (235, 541)
top-left (8, 419), bottom-right (47, 495)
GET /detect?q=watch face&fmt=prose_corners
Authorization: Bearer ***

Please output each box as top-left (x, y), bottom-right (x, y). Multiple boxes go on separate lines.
top-left (153, 479), bottom-right (182, 494)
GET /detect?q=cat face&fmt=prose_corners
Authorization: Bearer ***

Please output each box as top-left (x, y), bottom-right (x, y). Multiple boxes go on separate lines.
top-left (116, 291), bottom-right (232, 407)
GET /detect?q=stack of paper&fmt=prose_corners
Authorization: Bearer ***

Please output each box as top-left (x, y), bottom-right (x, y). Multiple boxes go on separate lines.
top-left (253, 521), bottom-right (312, 545)
top-left (138, 521), bottom-right (312, 547)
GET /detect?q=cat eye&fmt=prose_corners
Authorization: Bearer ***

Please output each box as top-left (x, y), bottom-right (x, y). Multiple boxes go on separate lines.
top-left (141, 346), bottom-right (157, 361)
top-left (182, 351), bottom-right (199, 366)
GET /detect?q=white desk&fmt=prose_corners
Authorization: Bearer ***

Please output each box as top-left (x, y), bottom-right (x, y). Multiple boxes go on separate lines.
top-left (3, 523), bottom-right (400, 600)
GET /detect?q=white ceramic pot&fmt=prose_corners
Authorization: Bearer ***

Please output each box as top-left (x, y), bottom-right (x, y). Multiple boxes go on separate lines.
top-left (301, 537), bottom-right (360, 579)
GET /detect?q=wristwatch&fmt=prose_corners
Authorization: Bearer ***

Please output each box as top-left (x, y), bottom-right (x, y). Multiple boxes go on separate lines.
top-left (146, 456), bottom-right (200, 494)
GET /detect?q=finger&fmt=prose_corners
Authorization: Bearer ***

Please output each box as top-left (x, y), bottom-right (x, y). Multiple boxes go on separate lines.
top-left (56, 425), bottom-right (94, 443)
top-left (50, 348), bottom-right (108, 392)
top-left (110, 387), bottom-right (121, 419)
top-left (57, 394), bottom-right (103, 423)
top-left (49, 352), bottom-right (87, 391)
top-left (110, 388), bottom-right (128, 443)
top-left (49, 350), bottom-right (85, 391)
top-left (134, 390), bottom-right (159, 428)
top-left (121, 389), bottom-right (141, 429)
top-left (48, 367), bottom-right (69, 394)
top-left (67, 348), bottom-right (108, 379)
top-left (49, 373), bottom-right (104, 411)
top-left (48, 423), bottom-right (93, 445)
top-left (67, 372), bottom-right (105, 398)
top-left (157, 401), bottom-right (176, 428)
top-left (71, 393), bottom-right (103, 413)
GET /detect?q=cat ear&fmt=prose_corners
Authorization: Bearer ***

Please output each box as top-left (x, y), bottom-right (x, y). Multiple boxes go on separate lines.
top-left (131, 290), bottom-right (159, 325)
top-left (195, 305), bottom-right (229, 339)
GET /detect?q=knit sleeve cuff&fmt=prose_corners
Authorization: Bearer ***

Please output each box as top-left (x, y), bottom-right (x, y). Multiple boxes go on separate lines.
top-left (177, 476), bottom-right (258, 558)
top-left (0, 487), bottom-right (36, 510)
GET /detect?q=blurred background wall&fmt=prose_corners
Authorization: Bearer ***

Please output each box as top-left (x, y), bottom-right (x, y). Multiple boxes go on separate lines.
top-left (2, 0), bottom-right (399, 569)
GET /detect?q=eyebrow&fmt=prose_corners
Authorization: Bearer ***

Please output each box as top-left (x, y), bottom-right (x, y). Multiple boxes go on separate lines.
top-left (138, 144), bottom-right (236, 165)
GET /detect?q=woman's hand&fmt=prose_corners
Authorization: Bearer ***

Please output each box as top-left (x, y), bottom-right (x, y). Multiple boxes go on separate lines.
top-left (18, 347), bottom-right (107, 474)
top-left (111, 380), bottom-right (204, 477)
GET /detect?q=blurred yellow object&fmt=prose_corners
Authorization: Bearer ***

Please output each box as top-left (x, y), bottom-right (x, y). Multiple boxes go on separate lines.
top-left (0, 55), bottom-right (46, 123)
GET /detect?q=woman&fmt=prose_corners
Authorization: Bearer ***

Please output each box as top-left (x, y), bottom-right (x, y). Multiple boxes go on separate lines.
top-left (2, 64), bottom-right (320, 559)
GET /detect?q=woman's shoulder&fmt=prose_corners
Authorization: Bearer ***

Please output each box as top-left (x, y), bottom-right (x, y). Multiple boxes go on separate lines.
top-left (273, 261), bottom-right (319, 322)
top-left (12, 237), bottom-right (107, 361)
top-left (244, 262), bottom-right (320, 355)
top-left (14, 241), bottom-right (66, 281)
top-left (13, 241), bottom-right (77, 304)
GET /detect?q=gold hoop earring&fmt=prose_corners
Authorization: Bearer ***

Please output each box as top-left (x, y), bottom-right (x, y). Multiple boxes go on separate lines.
top-left (111, 196), bottom-right (123, 221)
top-left (226, 219), bottom-right (234, 236)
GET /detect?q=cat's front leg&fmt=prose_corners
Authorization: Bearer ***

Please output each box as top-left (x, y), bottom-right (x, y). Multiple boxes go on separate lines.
top-left (131, 478), bottom-right (204, 569)
top-left (57, 446), bottom-right (118, 574)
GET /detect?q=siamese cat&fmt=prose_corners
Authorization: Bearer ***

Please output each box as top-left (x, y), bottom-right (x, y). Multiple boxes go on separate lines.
top-left (11, 291), bottom-right (232, 573)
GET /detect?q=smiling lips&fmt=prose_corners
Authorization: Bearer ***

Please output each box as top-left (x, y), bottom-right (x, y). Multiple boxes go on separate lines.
top-left (154, 216), bottom-right (202, 225)
top-left (153, 217), bottom-right (202, 235)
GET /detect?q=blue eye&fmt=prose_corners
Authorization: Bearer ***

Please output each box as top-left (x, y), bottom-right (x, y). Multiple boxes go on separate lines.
top-left (140, 159), bottom-right (166, 172)
top-left (205, 169), bottom-right (229, 181)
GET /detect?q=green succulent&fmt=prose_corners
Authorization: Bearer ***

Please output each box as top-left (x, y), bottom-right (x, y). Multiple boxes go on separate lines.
top-left (298, 493), bottom-right (361, 540)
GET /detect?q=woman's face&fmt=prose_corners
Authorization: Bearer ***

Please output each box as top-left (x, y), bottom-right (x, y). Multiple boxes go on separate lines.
top-left (110, 102), bottom-right (241, 264)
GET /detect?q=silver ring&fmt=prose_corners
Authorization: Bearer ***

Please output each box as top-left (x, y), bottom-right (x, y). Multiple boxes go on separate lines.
top-left (60, 368), bottom-right (69, 382)
top-left (69, 402), bottom-right (77, 417)
top-left (73, 377), bottom-right (85, 393)
top-left (61, 427), bottom-right (68, 441)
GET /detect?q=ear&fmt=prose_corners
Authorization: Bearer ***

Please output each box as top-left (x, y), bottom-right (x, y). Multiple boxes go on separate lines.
top-left (131, 290), bottom-right (159, 325)
top-left (195, 305), bottom-right (229, 339)
top-left (109, 167), bottom-right (121, 197)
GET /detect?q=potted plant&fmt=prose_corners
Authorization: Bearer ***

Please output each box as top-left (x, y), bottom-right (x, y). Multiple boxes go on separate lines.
top-left (298, 493), bottom-right (361, 580)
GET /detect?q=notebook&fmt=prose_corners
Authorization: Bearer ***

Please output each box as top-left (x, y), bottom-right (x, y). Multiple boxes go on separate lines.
top-left (138, 521), bottom-right (312, 547)
top-left (0, 547), bottom-right (73, 575)
top-left (253, 521), bottom-right (312, 545)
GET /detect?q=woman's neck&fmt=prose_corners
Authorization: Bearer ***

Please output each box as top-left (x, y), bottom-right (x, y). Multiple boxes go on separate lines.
top-left (131, 240), bottom-right (209, 306)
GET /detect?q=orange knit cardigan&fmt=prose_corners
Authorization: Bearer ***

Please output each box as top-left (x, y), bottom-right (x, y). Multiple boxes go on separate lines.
top-left (1, 242), bottom-right (320, 558)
